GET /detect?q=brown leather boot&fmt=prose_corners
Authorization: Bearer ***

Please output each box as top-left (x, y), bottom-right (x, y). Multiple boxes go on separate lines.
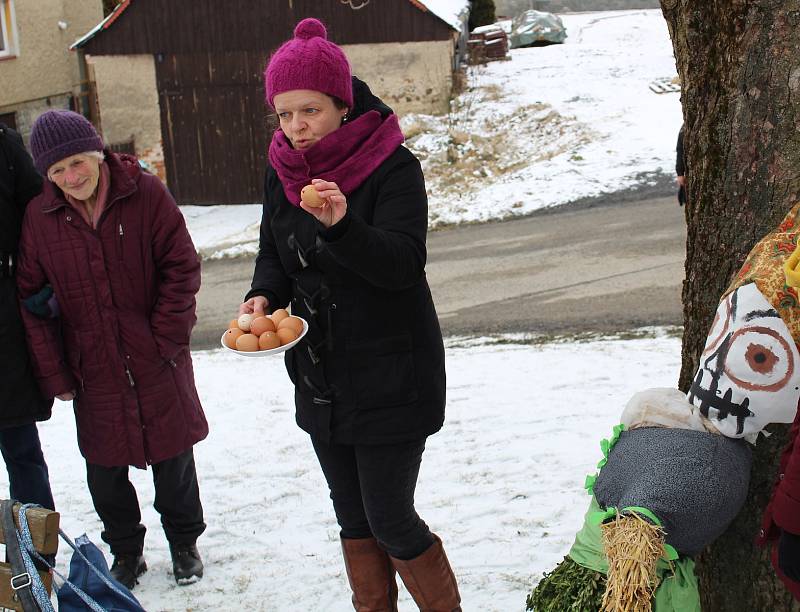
top-left (391, 535), bottom-right (461, 612)
top-left (341, 537), bottom-right (399, 612)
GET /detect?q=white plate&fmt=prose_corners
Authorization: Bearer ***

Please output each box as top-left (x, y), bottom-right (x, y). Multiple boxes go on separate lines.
top-left (220, 317), bottom-right (309, 357)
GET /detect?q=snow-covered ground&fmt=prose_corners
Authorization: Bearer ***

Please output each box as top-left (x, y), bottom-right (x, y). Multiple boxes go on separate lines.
top-left (30, 331), bottom-right (680, 611)
top-left (183, 9), bottom-right (682, 260)
top-left (411, 9), bottom-right (682, 227)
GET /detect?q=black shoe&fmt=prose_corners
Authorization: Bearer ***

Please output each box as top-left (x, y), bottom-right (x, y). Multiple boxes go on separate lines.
top-left (169, 542), bottom-right (203, 585)
top-left (110, 553), bottom-right (147, 589)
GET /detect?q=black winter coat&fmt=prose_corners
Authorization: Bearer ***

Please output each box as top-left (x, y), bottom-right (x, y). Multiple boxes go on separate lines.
top-left (0, 124), bottom-right (52, 428)
top-left (247, 84), bottom-right (446, 445)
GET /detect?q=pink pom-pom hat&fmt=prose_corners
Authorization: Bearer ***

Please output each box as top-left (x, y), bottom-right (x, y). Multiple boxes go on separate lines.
top-left (264, 18), bottom-right (353, 109)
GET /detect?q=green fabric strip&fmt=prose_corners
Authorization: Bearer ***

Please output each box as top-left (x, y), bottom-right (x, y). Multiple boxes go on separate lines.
top-left (622, 506), bottom-right (662, 527)
top-left (584, 474), bottom-right (597, 495)
top-left (588, 507), bottom-right (617, 526)
top-left (586, 424), bottom-right (627, 493)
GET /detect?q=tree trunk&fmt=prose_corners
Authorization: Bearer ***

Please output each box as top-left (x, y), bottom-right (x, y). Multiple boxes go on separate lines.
top-left (660, 1), bottom-right (800, 609)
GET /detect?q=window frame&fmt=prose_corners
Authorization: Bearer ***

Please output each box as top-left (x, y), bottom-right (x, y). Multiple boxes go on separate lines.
top-left (0, 0), bottom-right (19, 60)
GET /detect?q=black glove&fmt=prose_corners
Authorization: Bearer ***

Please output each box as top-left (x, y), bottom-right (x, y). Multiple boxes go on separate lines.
top-left (22, 285), bottom-right (58, 319)
top-left (778, 529), bottom-right (800, 582)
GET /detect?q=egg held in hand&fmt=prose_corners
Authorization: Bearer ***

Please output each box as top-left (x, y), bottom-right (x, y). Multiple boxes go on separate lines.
top-left (300, 185), bottom-right (324, 208)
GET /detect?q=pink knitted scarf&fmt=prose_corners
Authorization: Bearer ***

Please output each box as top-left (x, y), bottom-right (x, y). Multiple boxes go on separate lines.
top-left (268, 110), bottom-right (404, 206)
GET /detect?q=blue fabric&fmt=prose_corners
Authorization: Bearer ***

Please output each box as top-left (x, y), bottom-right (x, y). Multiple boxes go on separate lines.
top-left (21, 284), bottom-right (59, 318)
top-left (57, 534), bottom-right (145, 612)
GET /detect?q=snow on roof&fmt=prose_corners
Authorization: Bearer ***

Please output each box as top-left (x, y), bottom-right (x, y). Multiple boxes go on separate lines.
top-left (71, 0), bottom-right (469, 50)
top-left (414, 0), bottom-right (470, 31)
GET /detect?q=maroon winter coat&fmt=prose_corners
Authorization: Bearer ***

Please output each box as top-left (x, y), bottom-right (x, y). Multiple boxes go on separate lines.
top-left (759, 400), bottom-right (800, 599)
top-left (16, 152), bottom-right (208, 468)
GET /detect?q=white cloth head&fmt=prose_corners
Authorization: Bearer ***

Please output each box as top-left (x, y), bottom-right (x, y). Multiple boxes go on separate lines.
top-left (687, 282), bottom-right (800, 438)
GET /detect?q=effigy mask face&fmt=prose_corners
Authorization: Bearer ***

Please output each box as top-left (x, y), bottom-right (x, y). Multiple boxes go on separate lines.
top-left (688, 282), bottom-right (800, 438)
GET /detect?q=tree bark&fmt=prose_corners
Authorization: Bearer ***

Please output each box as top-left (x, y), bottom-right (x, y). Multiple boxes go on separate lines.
top-left (661, 1), bottom-right (800, 609)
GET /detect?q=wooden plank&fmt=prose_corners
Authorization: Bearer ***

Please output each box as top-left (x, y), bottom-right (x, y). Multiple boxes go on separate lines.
top-left (157, 57), bottom-right (267, 204)
top-left (0, 563), bottom-right (54, 609)
top-left (0, 504), bottom-right (59, 556)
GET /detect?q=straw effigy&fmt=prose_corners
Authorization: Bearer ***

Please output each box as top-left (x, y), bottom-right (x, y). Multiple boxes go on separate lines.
top-left (600, 511), bottom-right (666, 612)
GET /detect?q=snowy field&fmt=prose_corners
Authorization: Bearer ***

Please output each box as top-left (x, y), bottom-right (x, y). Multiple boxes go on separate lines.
top-left (21, 331), bottom-right (681, 611)
top-left (182, 9), bottom-right (682, 259)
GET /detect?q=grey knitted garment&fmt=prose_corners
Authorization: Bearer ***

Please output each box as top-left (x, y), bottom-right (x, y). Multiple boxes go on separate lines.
top-left (593, 427), bottom-right (752, 556)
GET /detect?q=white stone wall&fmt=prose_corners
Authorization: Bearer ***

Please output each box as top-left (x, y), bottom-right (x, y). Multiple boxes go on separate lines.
top-left (87, 54), bottom-right (165, 181)
top-left (0, 0), bottom-right (103, 116)
top-left (344, 40), bottom-right (455, 117)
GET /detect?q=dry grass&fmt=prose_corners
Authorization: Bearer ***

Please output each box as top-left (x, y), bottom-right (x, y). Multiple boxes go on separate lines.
top-left (400, 64), bottom-right (598, 214)
top-left (600, 512), bottom-right (666, 612)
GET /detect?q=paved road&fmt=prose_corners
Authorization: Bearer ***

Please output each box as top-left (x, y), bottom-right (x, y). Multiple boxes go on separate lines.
top-left (192, 195), bottom-right (686, 350)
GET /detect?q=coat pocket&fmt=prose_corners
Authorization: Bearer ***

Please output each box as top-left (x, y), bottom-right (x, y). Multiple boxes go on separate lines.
top-left (65, 344), bottom-right (84, 391)
top-left (62, 327), bottom-right (84, 391)
top-left (347, 334), bottom-right (419, 408)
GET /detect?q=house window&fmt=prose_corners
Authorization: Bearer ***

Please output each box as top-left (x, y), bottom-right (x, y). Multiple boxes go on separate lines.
top-left (0, 0), bottom-right (18, 59)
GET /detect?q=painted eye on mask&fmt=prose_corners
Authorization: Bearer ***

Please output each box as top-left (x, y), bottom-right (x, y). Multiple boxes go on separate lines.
top-left (724, 326), bottom-right (794, 392)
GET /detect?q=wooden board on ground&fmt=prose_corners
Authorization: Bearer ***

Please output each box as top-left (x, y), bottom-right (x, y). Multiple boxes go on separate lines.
top-left (0, 504), bottom-right (59, 555)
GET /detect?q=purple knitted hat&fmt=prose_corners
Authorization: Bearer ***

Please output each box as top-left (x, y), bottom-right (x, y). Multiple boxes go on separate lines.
top-left (265, 18), bottom-right (353, 109)
top-left (30, 110), bottom-right (104, 174)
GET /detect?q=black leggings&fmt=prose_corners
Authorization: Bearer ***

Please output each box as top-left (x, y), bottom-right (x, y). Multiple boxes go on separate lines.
top-left (312, 437), bottom-right (435, 560)
top-left (86, 448), bottom-right (205, 556)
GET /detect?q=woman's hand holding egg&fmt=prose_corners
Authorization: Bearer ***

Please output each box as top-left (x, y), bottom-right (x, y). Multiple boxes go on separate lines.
top-left (239, 295), bottom-right (269, 316)
top-left (299, 179), bottom-right (347, 229)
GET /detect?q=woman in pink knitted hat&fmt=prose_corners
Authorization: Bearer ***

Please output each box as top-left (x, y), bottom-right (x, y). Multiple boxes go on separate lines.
top-left (239, 17), bottom-right (461, 611)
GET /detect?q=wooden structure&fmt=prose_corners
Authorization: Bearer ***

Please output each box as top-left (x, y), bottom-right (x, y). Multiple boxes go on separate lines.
top-left (468, 27), bottom-right (510, 64)
top-left (0, 503), bottom-right (59, 610)
top-left (74, 0), bottom-right (465, 205)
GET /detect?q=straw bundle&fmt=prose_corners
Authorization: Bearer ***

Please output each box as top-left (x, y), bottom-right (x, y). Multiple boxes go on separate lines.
top-left (600, 511), bottom-right (665, 612)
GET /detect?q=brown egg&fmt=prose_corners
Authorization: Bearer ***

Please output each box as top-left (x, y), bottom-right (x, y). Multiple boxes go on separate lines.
top-left (258, 331), bottom-right (281, 350)
top-left (235, 333), bottom-right (260, 352)
top-left (300, 185), bottom-right (324, 208)
top-left (278, 316), bottom-right (304, 335)
top-left (223, 328), bottom-right (244, 349)
top-left (271, 308), bottom-right (289, 325)
top-left (228, 318), bottom-right (240, 330)
top-left (277, 327), bottom-right (299, 346)
top-left (250, 315), bottom-right (276, 336)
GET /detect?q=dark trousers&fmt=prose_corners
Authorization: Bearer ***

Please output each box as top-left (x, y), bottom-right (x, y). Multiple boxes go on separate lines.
top-left (0, 423), bottom-right (55, 510)
top-left (312, 437), bottom-right (435, 561)
top-left (86, 448), bottom-right (205, 556)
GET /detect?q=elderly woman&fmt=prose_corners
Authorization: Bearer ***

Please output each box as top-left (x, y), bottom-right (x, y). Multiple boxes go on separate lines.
top-left (239, 18), bottom-right (461, 611)
top-left (16, 110), bottom-right (208, 589)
